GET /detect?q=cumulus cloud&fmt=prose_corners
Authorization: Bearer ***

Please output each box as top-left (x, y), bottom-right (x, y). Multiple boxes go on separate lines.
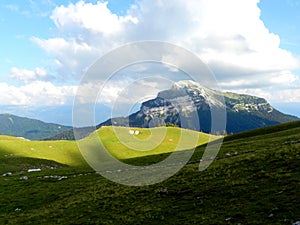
top-left (75, 68), bottom-right (174, 106)
top-left (97, 77), bottom-right (174, 117)
top-left (51, 1), bottom-right (137, 35)
top-left (226, 86), bottom-right (300, 104)
top-left (32, 1), bottom-right (138, 79)
top-left (219, 70), bottom-right (299, 89)
top-left (25, 0), bottom-right (299, 106)
top-left (31, 36), bottom-right (98, 79)
top-left (276, 88), bottom-right (300, 102)
top-left (0, 81), bottom-right (75, 106)
top-left (10, 67), bottom-right (54, 83)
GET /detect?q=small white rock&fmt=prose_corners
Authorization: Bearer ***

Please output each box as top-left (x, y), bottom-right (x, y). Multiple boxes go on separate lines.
top-left (2, 172), bottom-right (12, 176)
top-left (20, 176), bottom-right (28, 180)
top-left (28, 168), bottom-right (41, 173)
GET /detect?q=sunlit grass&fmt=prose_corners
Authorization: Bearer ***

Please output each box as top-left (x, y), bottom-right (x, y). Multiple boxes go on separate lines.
top-left (0, 127), bottom-right (216, 171)
top-left (82, 126), bottom-right (217, 159)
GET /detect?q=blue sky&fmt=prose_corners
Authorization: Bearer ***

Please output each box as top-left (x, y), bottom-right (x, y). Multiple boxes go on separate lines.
top-left (259, 0), bottom-right (300, 55)
top-left (0, 0), bottom-right (299, 125)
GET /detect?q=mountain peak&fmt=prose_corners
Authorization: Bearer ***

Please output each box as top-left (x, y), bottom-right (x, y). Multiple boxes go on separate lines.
top-left (158, 80), bottom-right (209, 99)
top-left (172, 80), bottom-right (203, 89)
top-left (49, 80), bottom-right (299, 140)
top-left (132, 80), bottom-right (299, 133)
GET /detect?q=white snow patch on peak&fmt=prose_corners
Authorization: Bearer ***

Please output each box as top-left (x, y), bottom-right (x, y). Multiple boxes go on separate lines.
top-left (170, 80), bottom-right (225, 108)
top-left (172, 80), bottom-right (204, 89)
top-left (171, 80), bottom-right (215, 97)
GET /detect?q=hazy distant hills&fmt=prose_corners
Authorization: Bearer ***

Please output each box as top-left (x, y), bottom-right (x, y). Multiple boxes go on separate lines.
top-left (0, 114), bottom-right (71, 140)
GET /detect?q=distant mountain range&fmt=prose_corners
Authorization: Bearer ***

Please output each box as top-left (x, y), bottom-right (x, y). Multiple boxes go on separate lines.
top-left (0, 114), bottom-right (71, 140)
top-left (47, 80), bottom-right (299, 140)
top-left (0, 104), bottom-right (112, 127)
top-left (0, 80), bottom-right (298, 140)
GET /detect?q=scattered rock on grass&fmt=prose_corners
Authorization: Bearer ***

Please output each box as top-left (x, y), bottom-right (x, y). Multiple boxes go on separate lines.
top-left (158, 187), bottom-right (168, 195)
top-left (27, 168), bottom-right (41, 173)
top-left (20, 176), bottom-right (28, 180)
top-left (2, 172), bottom-right (12, 176)
top-left (42, 175), bottom-right (68, 181)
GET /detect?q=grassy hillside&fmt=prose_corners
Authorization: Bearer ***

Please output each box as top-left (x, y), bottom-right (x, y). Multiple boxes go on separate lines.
top-left (0, 114), bottom-right (71, 140)
top-left (0, 123), bottom-right (299, 224)
top-left (0, 127), bottom-right (212, 169)
top-left (84, 126), bottom-right (214, 159)
top-left (0, 137), bottom-right (85, 170)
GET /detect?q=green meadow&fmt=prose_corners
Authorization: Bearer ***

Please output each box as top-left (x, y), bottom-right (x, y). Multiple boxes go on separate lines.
top-left (0, 122), bottom-right (299, 224)
top-left (0, 126), bottom-right (213, 171)
top-left (82, 126), bottom-right (215, 160)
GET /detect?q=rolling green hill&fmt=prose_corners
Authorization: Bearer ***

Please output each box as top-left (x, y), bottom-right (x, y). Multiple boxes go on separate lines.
top-left (0, 127), bottom-right (211, 169)
top-left (0, 122), bottom-right (299, 224)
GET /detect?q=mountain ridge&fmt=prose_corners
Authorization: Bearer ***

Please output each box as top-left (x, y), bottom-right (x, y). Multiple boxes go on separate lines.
top-left (49, 80), bottom-right (298, 140)
top-left (97, 80), bottom-right (298, 133)
top-left (0, 114), bottom-right (71, 140)
top-left (3, 80), bottom-right (298, 140)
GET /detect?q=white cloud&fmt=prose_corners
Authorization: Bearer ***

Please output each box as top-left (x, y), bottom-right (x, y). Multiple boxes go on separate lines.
top-left (0, 81), bottom-right (76, 106)
top-left (32, 36), bottom-right (97, 79)
top-left (51, 1), bottom-right (126, 35)
top-left (219, 70), bottom-right (299, 89)
top-left (98, 78), bottom-right (173, 117)
top-left (75, 77), bottom-right (169, 106)
top-left (31, 1), bottom-right (138, 79)
top-left (225, 86), bottom-right (300, 103)
top-left (276, 88), bottom-right (300, 102)
top-left (269, 71), bottom-right (298, 84)
top-left (74, 81), bottom-right (121, 105)
top-left (10, 67), bottom-right (52, 83)
top-left (25, 0), bottom-right (300, 106)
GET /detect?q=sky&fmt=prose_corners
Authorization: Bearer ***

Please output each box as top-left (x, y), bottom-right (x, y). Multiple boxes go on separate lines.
top-left (0, 0), bottom-right (299, 125)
